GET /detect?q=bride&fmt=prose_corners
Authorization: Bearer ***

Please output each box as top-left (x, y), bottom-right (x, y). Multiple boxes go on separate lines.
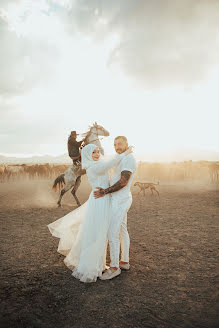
top-left (48, 143), bottom-right (132, 283)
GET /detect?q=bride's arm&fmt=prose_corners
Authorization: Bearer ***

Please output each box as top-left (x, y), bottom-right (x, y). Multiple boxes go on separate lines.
top-left (90, 146), bottom-right (133, 176)
top-left (89, 154), bottom-right (125, 176)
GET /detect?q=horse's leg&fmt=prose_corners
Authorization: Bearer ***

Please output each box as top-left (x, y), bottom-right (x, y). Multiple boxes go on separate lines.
top-left (71, 176), bottom-right (82, 207)
top-left (56, 166), bottom-right (77, 207)
top-left (57, 185), bottom-right (72, 207)
top-left (155, 188), bottom-right (160, 197)
top-left (57, 188), bottom-right (66, 207)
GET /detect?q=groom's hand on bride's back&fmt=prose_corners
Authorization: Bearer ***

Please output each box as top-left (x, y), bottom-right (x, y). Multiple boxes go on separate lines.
top-left (94, 187), bottom-right (106, 199)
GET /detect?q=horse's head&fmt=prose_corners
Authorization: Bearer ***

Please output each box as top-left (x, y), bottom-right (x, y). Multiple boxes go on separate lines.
top-left (84, 123), bottom-right (109, 156)
top-left (90, 122), bottom-right (110, 137)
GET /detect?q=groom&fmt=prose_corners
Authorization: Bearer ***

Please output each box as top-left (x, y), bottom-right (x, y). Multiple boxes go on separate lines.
top-left (94, 136), bottom-right (137, 280)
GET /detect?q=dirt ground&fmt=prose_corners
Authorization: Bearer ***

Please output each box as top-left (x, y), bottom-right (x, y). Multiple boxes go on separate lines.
top-left (0, 177), bottom-right (218, 328)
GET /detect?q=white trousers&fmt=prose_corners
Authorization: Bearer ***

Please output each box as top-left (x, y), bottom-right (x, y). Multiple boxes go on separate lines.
top-left (108, 197), bottom-right (132, 268)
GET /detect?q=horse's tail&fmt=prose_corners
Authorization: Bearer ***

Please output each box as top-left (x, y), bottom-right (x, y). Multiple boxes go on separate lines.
top-left (52, 174), bottom-right (65, 191)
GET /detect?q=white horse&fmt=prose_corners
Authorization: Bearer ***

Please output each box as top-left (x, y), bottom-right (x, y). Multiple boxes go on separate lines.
top-left (53, 122), bottom-right (109, 207)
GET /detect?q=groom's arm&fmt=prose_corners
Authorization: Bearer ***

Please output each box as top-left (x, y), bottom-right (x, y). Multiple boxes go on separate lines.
top-left (93, 170), bottom-right (132, 198)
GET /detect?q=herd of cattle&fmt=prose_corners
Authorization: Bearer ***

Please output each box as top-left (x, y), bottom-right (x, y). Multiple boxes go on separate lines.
top-left (0, 161), bottom-right (218, 183)
top-left (0, 163), bottom-right (69, 181)
top-left (137, 160), bottom-right (219, 183)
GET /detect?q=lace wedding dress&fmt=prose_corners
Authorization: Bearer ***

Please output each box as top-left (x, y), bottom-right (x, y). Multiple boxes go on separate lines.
top-left (48, 152), bottom-right (125, 283)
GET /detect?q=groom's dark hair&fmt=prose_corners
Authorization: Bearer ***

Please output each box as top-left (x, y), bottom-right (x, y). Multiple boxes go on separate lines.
top-left (114, 136), bottom-right (128, 143)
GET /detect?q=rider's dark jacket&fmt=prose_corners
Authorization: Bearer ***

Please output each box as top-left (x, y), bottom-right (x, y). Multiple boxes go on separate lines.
top-left (68, 137), bottom-right (83, 158)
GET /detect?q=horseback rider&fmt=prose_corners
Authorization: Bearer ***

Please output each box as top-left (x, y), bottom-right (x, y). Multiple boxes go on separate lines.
top-left (67, 131), bottom-right (85, 166)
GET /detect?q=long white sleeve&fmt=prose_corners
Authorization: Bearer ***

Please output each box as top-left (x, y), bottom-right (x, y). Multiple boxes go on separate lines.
top-left (89, 153), bottom-right (125, 176)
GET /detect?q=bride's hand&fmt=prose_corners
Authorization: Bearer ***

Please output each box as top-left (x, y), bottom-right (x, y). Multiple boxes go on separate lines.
top-left (124, 146), bottom-right (133, 156)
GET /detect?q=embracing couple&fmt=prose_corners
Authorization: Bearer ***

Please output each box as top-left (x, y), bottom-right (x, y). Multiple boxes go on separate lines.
top-left (48, 136), bottom-right (137, 283)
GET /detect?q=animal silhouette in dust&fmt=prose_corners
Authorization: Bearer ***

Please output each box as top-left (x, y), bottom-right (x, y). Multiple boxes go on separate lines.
top-left (134, 182), bottom-right (160, 196)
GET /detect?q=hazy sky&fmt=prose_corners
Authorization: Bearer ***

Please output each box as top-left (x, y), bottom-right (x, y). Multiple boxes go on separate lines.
top-left (0, 0), bottom-right (219, 157)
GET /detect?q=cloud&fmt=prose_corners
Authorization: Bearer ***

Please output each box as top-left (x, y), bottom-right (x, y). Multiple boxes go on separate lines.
top-left (0, 3), bottom-right (60, 99)
top-left (0, 97), bottom-right (65, 154)
top-left (1, 0), bottom-right (219, 98)
top-left (0, 0), bottom-right (219, 156)
top-left (60, 0), bottom-right (219, 87)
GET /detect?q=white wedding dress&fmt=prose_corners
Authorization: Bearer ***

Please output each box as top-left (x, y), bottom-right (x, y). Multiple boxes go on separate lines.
top-left (48, 153), bottom-right (125, 283)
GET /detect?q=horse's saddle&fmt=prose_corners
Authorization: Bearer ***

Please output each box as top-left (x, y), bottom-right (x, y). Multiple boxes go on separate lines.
top-left (71, 155), bottom-right (81, 160)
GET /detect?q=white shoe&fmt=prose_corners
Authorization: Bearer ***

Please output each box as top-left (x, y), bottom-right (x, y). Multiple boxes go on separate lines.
top-left (100, 268), bottom-right (121, 280)
top-left (120, 263), bottom-right (130, 270)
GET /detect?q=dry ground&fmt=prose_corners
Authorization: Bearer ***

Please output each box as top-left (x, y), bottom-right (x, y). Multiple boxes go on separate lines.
top-left (0, 178), bottom-right (218, 328)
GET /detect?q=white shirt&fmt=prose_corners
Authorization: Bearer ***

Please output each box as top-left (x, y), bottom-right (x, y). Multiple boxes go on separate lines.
top-left (110, 153), bottom-right (137, 201)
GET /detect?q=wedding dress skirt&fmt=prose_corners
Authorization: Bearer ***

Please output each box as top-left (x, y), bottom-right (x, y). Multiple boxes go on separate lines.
top-left (48, 192), bottom-right (111, 283)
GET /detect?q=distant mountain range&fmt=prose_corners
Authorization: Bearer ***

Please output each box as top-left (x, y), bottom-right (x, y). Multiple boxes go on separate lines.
top-left (0, 153), bottom-right (72, 164)
top-left (0, 148), bottom-right (219, 164)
